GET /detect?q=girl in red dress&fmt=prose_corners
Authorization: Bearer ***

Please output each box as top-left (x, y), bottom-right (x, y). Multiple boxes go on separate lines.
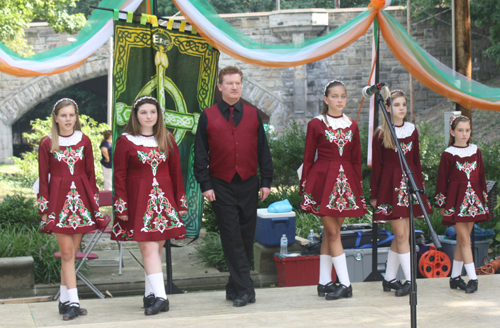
top-left (299, 81), bottom-right (367, 300)
top-left (37, 98), bottom-right (104, 320)
top-left (112, 96), bottom-right (187, 315)
top-left (435, 115), bottom-right (490, 294)
top-left (370, 90), bottom-right (432, 297)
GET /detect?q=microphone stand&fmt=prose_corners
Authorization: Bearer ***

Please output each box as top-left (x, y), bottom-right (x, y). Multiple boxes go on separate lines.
top-left (375, 92), bottom-right (442, 328)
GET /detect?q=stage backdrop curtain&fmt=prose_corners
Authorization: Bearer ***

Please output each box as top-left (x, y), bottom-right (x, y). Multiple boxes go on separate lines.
top-left (112, 19), bottom-right (219, 236)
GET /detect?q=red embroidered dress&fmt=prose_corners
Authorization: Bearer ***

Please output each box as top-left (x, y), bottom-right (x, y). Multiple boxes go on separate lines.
top-left (370, 122), bottom-right (432, 221)
top-left (111, 133), bottom-right (187, 241)
top-left (37, 131), bottom-right (104, 234)
top-left (435, 144), bottom-right (490, 226)
top-left (299, 114), bottom-right (367, 217)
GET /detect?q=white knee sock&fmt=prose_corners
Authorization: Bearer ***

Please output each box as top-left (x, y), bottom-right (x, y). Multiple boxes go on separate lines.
top-left (145, 273), bottom-right (154, 297)
top-left (60, 285), bottom-right (69, 303)
top-left (147, 272), bottom-right (167, 299)
top-left (332, 253), bottom-right (350, 287)
top-left (398, 252), bottom-right (411, 282)
top-left (451, 260), bottom-right (464, 278)
top-left (385, 250), bottom-right (400, 282)
top-left (319, 254), bottom-right (333, 285)
top-left (67, 288), bottom-right (79, 306)
top-left (464, 262), bottom-right (477, 280)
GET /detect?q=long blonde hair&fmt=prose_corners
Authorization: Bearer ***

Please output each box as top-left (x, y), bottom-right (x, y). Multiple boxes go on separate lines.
top-left (123, 96), bottom-right (173, 154)
top-left (377, 90), bottom-right (407, 149)
top-left (42, 99), bottom-right (82, 153)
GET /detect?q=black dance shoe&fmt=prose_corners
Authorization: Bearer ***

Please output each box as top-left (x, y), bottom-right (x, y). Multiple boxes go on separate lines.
top-left (449, 276), bottom-right (467, 290)
top-left (395, 281), bottom-right (411, 297)
top-left (145, 297), bottom-right (169, 315)
top-left (63, 303), bottom-right (82, 321)
top-left (317, 282), bottom-right (337, 297)
top-left (325, 284), bottom-right (352, 300)
top-left (143, 293), bottom-right (155, 308)
top-left (233, 294), bottom-right (256, 307)
top-left (383, 279), bottom-right (403, 292)
top-left (226, 292), bottom-right (238, 301)
top-left (59, 302), bottom-right (87, 316)
top-left (465, 279), bottom-right (478, 294)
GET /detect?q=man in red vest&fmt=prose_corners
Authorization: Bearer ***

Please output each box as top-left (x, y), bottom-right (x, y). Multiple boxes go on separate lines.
top-left (194, 66), bottom-right (273, 307)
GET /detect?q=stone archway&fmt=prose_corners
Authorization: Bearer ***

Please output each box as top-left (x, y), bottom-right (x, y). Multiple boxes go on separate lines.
top-left (241, 78), bottom-right (287, 132)
top-left (0, 57), bottom-right (109, 163)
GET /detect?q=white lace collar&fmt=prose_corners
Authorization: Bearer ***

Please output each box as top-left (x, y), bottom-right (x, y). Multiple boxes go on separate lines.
top-left (123, 133), bottom-right (158, 147)
top-left (444, 144), bottom-right (478, 158)
top-left (315, 114), bottom-right (352, 130)
top-left (395, 122), bottom-right (415, 139)
top-left (49, 130), bottom-right (83, 146)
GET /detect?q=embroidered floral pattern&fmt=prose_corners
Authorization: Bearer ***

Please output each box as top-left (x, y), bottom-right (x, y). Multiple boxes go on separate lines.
top-left (458, 182), bottom-right (487, 217)
top-left (456, 161), bottom-right (477, 180)
top-left (375, 204), bottom-right (393, 216)
top-left (395, 174), bottom-right (419, 207)
top-left (53, 146), bottom-right (84, 175)
top-left (180, 194), bottom-right (187, 208)
top-left (56, 181), bottom-right (95, 230)
top-left (94, 192), bottom-right (99, 207)
top-left (301, 179), bottom-right (307, 193)
top-left (37, 196), bottom-right (49, 212)
top-left (141, 178), bottom-right (184, 233)
top-left (435, 193), bottom-right (446, 207)
top-left (324, 128), bottom-right (353, 156)
top-left (137, 150), bottom-right (166, 176)
top-left (326, 165), bottom-right (359, 211)
top-left (396, 141), bottom-right (413, 155)
top-left (444, 208), bottom-right (455, 216)
top-left (301, 192), bottom-right (320, 213)
top-left (114, 198), bottom-right (128, 213)
top-left (112, 222), bottom-right (134, 240)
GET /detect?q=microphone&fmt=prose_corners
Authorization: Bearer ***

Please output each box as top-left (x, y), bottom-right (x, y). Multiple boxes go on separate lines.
top-left (362, 82), bottom-right (386, 98)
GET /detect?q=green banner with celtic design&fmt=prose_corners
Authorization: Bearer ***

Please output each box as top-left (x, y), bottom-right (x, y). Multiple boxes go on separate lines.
top-left (112, 20), bottom-right (219, 236)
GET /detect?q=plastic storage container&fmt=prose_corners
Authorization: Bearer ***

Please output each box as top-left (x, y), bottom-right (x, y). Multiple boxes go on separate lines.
top-left (255, 208), bottom-right (296, 247)
top-left (438, 235), bottom-right (491, 271)
top-left (344, 247), bottom-right (404, 282)
top-left (273, 252), bottom-right (336, 287)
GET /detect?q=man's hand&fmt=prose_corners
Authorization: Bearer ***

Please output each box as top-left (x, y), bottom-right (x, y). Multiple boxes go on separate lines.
top-left (260, 187), bottom-right (271, 202)
top-left (202, 189), bottom-right (216, 202)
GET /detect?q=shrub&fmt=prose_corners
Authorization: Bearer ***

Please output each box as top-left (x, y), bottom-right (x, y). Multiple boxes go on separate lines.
top-left (267, 120), bottom-right (306, 188)
top-left (195, 231), bottom-right (227, 272)
top-left (0, 194), bottom-right (40, 230)
top-left (201, 199), bottom-right (218, 233)
top-left (13, 115), bottom-right (110, 188)
top-left (296, 212), bottom-right (322, 239)
top-left (0, 226), bottom-right (61, 283)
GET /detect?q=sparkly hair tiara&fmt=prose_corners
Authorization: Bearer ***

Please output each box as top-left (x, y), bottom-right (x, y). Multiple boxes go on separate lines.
top-left (53, 98), bottom-right (78, 113)
top-left (449, 114), bottom-right (470, 127)
top-left (391, 89), bottom-right (406, 97)
top-left (133, 96), bottom-right (158, 109)
top-left (324, 80), bottom-right (345, 95)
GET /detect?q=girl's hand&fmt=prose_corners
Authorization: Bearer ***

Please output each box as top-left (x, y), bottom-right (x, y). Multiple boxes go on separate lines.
top-left (118, 215), bottom-right (129, 221)
top-left (179, 211), bottom-right (187, 216)
top-left (41, 214), bottom-right (48, 222)
top-left (370, 199), bottom-right (377, 208)
top-left (440, 208), bottom-right (445, 216)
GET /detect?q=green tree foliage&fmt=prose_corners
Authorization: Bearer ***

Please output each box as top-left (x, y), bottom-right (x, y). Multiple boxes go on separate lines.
top-left (158, 0), bottom-right (366, 16)
top-left (0, 0), bottom-right (86, 56)
top-left (13, 115), bottom-right (110, 188)
top-left (405, 0), bottom-right (500, 66)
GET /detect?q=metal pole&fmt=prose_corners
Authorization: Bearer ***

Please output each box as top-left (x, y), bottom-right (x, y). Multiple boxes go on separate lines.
top-left (407, 0), bottom-right (415, 123)
top-left (107, 37), bottom-right (113, 127)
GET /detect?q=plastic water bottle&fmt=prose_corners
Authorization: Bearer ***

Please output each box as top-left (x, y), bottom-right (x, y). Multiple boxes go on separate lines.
top-left (280, 234), bottom-right (288, 256)
top-left (308, 229), bottom-right (315, 243)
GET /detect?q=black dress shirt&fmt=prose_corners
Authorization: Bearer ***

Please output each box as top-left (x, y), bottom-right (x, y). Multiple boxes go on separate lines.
top-left (194, 100), bottom-right (273, 192)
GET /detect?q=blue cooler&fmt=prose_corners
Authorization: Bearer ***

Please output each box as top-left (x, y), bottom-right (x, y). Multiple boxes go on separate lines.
top-left (255, 208), bottom-right (296, 247)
